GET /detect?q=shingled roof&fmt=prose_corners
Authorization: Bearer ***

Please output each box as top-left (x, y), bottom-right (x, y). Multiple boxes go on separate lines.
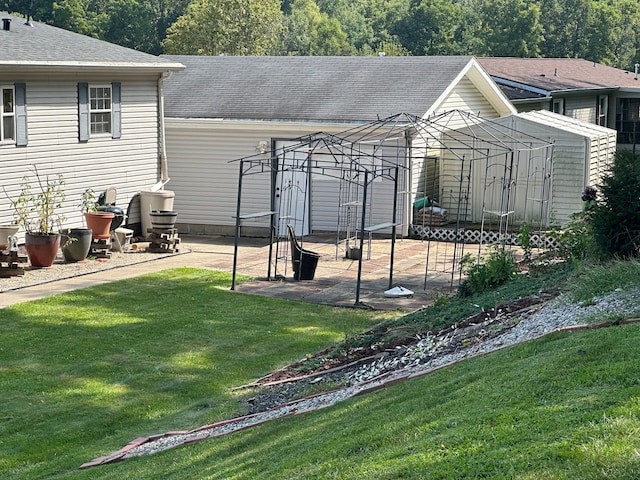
top-left (162, 55), bottom-right (492, 122)
top-left (479, 57), bottom-right (640, 94)
top-left (0, 11), bottom-right (183, 72)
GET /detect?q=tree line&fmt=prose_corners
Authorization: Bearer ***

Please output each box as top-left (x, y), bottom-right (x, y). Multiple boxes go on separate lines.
top-left (4, 0), bottom-right (640, 69)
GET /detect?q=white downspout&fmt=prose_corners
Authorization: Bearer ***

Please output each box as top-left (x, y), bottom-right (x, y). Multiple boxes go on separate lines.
top-left (154, 71), bottom-right (172, 191)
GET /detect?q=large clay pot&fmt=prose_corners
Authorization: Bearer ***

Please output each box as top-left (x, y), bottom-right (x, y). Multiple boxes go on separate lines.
top-left (0, 224), bottom-right (19, 250)
top-left (84, 211), bottom-right (114, 240)
top-left (60, 228), bottom-right (92, 262)
top-left (25, 232), bottom-right (60, 267)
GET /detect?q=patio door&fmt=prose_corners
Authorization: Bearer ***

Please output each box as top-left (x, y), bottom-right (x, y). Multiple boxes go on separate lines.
top-left (275, 140), bottom-right (311, 237)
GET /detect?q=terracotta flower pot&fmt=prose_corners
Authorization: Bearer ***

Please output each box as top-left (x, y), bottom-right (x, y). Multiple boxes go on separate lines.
top-left (25, 232), bottom-right (60, 267)
top-left (84, 212), bottom-right (114, 240)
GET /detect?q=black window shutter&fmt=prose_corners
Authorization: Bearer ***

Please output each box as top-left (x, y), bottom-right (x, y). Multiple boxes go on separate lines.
top-left (14, 83), bottom-right (27, 146)
top-left (78, 82), bottom-right (90, 142)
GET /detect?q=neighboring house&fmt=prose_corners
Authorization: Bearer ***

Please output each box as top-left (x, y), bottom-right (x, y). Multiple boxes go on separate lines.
top-left (0, 12), bottom-right (184, 240)
top-left (162, 55), bottom-right (516, 237)
top-left (479, 57), bottom-right (640, 150)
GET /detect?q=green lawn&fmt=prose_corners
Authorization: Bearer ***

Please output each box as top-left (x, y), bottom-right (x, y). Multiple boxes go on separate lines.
top-left (83, 322), bottom-right (640, 480)
top-left (2, 264), bottom-right (640, 479)
top-left (0, 268), bottom-right (382, 479)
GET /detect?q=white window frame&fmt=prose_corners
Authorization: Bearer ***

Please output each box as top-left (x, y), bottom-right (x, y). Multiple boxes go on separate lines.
top-left (552, 98), bottom-right (564, 115)
top-left (1, 85), bottom-right (15, 144)
top-left (597, 95), bottom-right (608, 127)
top-left (89, 84), bottom-right (112, 135)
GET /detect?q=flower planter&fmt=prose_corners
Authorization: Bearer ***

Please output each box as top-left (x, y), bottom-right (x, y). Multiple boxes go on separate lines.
top-left (60, 228), bottom-right (92, 262)
top-left (149, 210), bottom-right (178, 230)
top-left (84, 211), bottom-right (114, 240)
top-left (0, 224), bottom-right (19, 250)
top-left (25, 232), bottom-right (60, 267)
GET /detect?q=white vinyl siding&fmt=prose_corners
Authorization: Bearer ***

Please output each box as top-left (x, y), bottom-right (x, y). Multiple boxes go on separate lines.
top-left (435, 77), bottom-right (500, 119)
top-left (565, 96), bottom-right (597, 124)
top-left (0, 75), bottom-right (161, 237)
top-left (442, 111), bottom-right (616, 227)
top-left (166, 119), bottom-right (410, 235)
top-left (412, 77), bottom-right (505, 220)
top-left (164, 64), bottom-right (513, 236)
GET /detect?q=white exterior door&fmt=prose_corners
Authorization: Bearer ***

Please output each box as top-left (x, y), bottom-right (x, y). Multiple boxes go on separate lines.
top-left (275, 141), bottom-right (310, 237)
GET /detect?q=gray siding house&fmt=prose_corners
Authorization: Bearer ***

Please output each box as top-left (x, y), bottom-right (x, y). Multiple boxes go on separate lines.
top-left (479, 57), bottom-right (640, 150)
top-left (162, 55), bottom-right (516, 236)
top-left (0, 12), bottom-right (184, 241)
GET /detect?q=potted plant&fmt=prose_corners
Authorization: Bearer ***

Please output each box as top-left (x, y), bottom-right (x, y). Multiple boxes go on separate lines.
top-left (11, 168), bottom-right (66, 267)
top-left (82, 188), bottom-right (114, 240)
top-left (60, 227), bottom-right (93, 262)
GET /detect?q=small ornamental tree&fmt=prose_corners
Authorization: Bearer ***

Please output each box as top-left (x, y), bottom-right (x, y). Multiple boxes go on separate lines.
top-left (591, 150), bottom-right (640, 258)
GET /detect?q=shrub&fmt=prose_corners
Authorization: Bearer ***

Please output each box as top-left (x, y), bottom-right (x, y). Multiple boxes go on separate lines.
top-left (546, 211), bottom-right (597, 264)
top-left (458, 246), bottom-right (518, 296)
top-left (591, 150), bottom-right (640, 258)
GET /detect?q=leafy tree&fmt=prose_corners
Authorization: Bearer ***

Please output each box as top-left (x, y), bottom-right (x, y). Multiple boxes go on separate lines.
top-left (591, 151), bottom-right (640, 258)
top-left (359, 40), bottom-right (410, 56)
top-left (539, 0), bottom-right (590, 58)
top-left (2, 0), bottom-right (53, 22)
top-left (163, 0), bottom-right (284, 55)
top-left (394, 0), bottom-right (463, 55)
top-left (284, 0), bottom-right (352, 55)
top-left (51, 0), bottom-right (105, 37)
top-left (582, 0), bottom-right (639, 67)
top-left (475, 0), bottom-right (543, 56)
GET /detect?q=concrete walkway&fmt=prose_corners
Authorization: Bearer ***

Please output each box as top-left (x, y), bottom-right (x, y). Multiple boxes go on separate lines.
top-left (1, 234), bottom-right (464, 313)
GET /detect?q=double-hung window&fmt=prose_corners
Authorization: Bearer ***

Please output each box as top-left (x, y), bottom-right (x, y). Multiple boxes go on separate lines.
top-left (78, 82), bottom-right (121, 142)
top-left (1, 86), bottom-right (15, 143)
top-left (1, 83), bottom-right (27, 146)
top-left (90, 86), bottom-right (112, 134)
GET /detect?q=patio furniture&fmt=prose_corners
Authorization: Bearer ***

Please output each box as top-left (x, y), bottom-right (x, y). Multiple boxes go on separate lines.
top-left (287, 224), bottom-right (320, 280)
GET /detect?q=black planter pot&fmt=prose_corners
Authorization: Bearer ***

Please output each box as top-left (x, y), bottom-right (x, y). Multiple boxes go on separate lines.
top-left (150, 210), bottom-right (178, 230)
top-left (60, 228), bottom-right (92, 262)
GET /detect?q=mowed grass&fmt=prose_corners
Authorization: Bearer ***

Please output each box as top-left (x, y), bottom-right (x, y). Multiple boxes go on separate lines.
top-left (84, 321), bottom-right (640, 480)
top-left (0, 268), bottom-right (382, 479)
top-left (3, 262), bottom-right (640, 479)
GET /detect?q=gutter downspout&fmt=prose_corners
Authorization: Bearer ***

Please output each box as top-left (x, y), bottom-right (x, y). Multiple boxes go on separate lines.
top-left (154, 71), bottom-right (172, 191)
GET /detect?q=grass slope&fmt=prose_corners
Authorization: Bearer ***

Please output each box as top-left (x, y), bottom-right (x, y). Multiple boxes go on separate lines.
top-left (92, 322), bottom-right (640, 480)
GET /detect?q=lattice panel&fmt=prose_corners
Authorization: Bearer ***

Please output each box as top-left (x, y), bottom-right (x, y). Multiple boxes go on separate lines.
top-left (411, 225), bottom-right (557, 249)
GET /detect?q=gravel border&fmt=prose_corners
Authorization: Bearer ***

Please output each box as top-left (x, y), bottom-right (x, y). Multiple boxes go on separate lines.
top-left (0, 247), bottom-right (186, 293)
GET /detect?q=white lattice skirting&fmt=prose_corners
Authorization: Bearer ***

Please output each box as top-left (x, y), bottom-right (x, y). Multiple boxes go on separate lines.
top-left (410, 225), bottom-right (557, 249)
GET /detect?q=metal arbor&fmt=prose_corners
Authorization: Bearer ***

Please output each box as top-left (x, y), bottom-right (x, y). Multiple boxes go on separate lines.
top-left (230, 111), bottom-right (555, 303)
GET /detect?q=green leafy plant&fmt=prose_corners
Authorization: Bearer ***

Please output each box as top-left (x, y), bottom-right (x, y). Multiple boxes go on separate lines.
top-left (517, 221), bottom-right (532, 264)
top-left (458, 246), bottom-right (518, 296)
top-left (10, 167), bottom-right (66, 234)
top-left (80, 188), bottom-right (98, 213)
top-left (546, 211), bottom-right (597, 264)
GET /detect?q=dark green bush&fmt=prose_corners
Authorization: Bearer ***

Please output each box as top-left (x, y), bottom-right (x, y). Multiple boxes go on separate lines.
top-left (458, 246), bottom-right (518, 296)
top-left (591, 150), bottom-right (640, 258)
